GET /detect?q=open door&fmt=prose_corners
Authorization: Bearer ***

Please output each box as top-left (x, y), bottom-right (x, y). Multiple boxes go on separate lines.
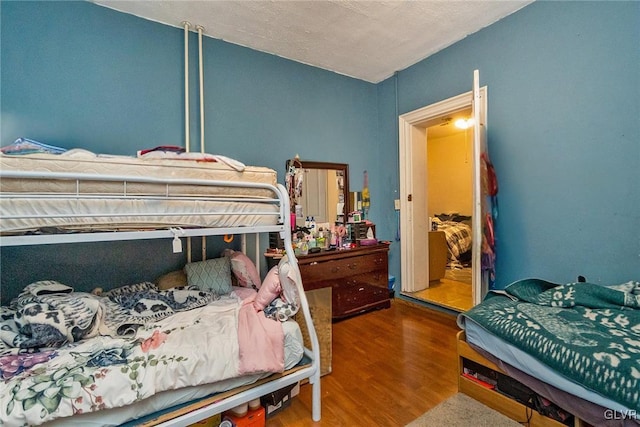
top-left (398, 122), bottom-right (429, 292)
top-left (471, 70), bottom-right (492, 305)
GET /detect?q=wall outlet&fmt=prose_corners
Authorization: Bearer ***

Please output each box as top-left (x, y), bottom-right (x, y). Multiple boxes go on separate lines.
top-left (394, 199), bottom-right (400, 210)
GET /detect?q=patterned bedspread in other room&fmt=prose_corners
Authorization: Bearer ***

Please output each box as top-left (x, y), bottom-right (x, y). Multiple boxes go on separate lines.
top-left (433, 218), bottom-right (472, 263)
top-left (458, 278), bottom-right (640, 412)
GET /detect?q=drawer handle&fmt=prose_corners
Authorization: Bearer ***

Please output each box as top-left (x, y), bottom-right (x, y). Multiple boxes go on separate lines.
top-left (331, 266), bottom-right (341, 273)
top-left (358, 287), bottom-right (365, 292)
top-left (348, 263), bottom-right (358, 270)
top-left (374, 258), bottom-right (383, 265)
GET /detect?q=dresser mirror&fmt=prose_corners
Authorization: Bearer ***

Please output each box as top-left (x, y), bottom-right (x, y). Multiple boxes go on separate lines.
top-left (286, 160), bottom-right (349, 226)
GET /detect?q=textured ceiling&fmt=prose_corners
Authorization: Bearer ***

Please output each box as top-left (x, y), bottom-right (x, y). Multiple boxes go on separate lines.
top-left (93, 0), bottom-right (532, 83)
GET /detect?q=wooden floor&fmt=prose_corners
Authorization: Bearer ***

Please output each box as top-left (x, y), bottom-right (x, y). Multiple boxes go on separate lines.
top-left (268, 299), bottom-right (461, 426)
top-left (402, 278), bottom-right (473, 312)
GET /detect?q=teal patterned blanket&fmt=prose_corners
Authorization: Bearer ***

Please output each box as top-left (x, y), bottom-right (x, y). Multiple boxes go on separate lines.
top-left (458, 278), bottom-right (640, 411)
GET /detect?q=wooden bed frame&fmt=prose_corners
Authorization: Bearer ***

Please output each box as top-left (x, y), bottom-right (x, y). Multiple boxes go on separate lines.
top-left (456, 331), bottom-right (588, 427)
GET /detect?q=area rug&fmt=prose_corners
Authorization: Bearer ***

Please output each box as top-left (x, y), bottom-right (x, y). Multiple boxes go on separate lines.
top-left (405, 393), bottom-right (522, 427)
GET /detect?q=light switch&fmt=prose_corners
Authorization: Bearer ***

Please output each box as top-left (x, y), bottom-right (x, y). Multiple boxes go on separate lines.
top-left (394, 199), bottom-right (400, 210)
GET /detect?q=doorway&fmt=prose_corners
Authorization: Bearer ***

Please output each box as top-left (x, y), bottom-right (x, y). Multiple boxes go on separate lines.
top-left (397, 77), bottom-right (488, 312)
top-left (403, 109), bottom-right (474, 312)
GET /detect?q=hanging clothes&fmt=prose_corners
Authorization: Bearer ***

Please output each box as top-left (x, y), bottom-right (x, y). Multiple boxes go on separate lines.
top-left (480, 153), bottom-right (498, 289)
top-left (362, 170), bottom-right (370, 219)
top-left (285, 157), bottom-right (303, 213)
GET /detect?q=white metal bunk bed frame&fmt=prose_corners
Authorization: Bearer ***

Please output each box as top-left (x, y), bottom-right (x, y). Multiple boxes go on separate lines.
top-left (0, 169), bottom-right (322, 425)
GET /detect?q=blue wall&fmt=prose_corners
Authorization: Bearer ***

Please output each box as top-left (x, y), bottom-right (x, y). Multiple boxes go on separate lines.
top-left (1, 1), bottom-right (638, 302)
top-left (0, 1), bottom-right (379, 302)
top-left (379, 0), bottom-right (640, 287)
top-left (0, 1), bottom-right (378, 171)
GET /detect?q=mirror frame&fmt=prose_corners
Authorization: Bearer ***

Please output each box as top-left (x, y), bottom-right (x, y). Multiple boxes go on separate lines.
top-left (286, 160), bottom-right (350, 220)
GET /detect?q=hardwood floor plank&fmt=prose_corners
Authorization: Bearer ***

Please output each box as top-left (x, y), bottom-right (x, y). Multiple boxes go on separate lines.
top-left (402, 277), bottom-right (473, 312)
top-left (267, 299), bottom-right (461, 426)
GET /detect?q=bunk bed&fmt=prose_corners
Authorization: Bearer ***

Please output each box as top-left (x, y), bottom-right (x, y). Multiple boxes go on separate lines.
top-left (0, 151), bottom-right (322, 426)
top-left (457, 278), bottom-right (640, 427)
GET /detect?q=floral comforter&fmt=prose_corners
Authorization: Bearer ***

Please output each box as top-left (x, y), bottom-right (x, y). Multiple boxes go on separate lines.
top-left (0, 284), bottom-right (286, 426)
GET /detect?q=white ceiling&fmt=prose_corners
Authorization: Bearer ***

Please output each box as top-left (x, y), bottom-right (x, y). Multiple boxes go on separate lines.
top-left (93, 0), bottom-right (532, 83)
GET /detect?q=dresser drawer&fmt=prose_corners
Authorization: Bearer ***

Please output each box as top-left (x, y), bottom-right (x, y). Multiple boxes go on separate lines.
top-left (333, 282), bottom-right (390, 317)
top-left (299, 251), bottom-right (387, 283)
top-left (291, 245), bottom-right (390, 319)
top-left (348, 269), bottom-right (388, 288)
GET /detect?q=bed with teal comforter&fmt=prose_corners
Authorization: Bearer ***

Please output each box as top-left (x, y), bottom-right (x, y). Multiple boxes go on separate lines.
top-left (458, 278), bottom-right (640, 413)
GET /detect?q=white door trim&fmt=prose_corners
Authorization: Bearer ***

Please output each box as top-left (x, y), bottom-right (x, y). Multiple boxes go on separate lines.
top-left (398, 87), bottom-right (487, 301)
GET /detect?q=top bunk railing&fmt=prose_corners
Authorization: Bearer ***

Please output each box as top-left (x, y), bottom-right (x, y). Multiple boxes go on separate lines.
top-left (0, 170), bottom-right (288, 246)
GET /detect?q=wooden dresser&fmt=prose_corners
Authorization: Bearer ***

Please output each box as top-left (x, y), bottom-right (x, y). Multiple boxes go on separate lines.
top-left (296, 244), bottom-right (390, 320)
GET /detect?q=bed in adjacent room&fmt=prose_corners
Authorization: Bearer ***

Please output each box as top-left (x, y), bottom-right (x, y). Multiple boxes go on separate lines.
top-left (432, 214), bottom-right (472, 270)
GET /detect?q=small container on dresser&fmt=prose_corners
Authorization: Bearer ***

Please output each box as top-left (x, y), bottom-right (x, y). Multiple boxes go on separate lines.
top-left (348, 222), bottom-right (376, 242)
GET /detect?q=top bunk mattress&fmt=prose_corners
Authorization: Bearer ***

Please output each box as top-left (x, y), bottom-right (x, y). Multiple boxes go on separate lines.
top-left (0, 150), bottom-right (277, 197)
top-left (0, 151), bottom-right (281, 234)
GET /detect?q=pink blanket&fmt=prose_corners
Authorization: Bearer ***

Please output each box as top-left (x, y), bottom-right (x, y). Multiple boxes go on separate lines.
top-left (235, 288), bottom-right (285, 374)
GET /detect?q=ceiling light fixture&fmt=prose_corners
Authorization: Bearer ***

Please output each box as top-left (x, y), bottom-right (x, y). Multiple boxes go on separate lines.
top-left (454, 118), bottom-right (475, 129)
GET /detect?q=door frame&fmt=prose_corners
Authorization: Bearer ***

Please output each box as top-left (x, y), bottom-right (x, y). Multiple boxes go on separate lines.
top-left (398, 86), bottom-right (487, 304)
